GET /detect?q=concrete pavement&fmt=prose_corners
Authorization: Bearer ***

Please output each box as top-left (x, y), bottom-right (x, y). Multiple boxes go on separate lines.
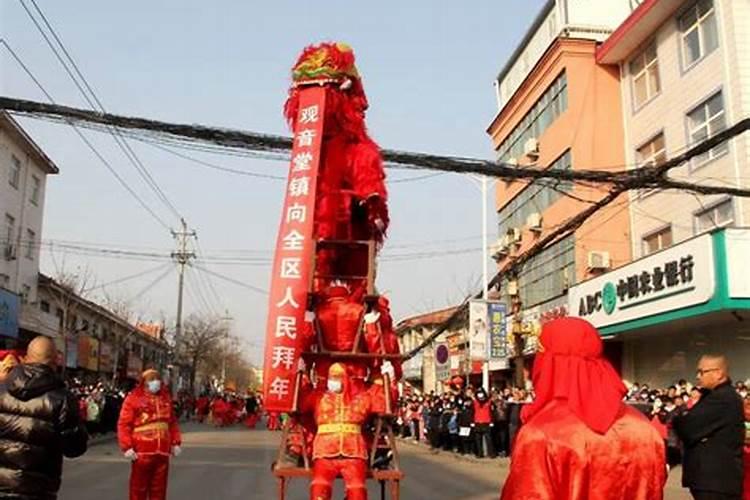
top-left (57, 422), bottom-right (692, 499)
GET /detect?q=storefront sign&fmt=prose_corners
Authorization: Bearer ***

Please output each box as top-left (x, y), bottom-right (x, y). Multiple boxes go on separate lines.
top-left (0, 289), bottom-right (19, 339)
top-left (488, 302), bottom-right (507, 359)
top-left (127, 353), bottom-right (143, 379)
top-left (724, 229), bottom-right (750, 298)
top-left (87, 338), bottom-right (99, 372)
top-left (468, 301), bottom-right (488, 361)
top-left (434, 343), bottom-right (450, 382)
top-left (568, 234), bottom-right (714, 328)
top-left (99, 343), bottom-right (112, 372)
top-left (65, 337), bottom-right (78, 369)
top-left (262, 87), bottom-right (326, 412)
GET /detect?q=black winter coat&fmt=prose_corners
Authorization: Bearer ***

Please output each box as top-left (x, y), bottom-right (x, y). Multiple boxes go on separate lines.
top-left (0, 364), bottom-right (88, 500)
top-left (673, 381), bottom-right (744, 495)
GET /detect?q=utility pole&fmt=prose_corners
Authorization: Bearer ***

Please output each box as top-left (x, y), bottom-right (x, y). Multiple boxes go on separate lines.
top-left (171, 218), bottom-right (196, 347)
top-left (220, 310), bottom-right (233, 386)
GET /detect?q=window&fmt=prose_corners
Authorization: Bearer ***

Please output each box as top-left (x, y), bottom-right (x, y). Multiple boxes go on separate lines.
top-left (500, 235), bottom-right (575, 307)
top-left (9, 155), bottom-right (21, 189)
top-left (630, 43), bottom-right (660, 108)
top-left (0, 274), bottom-right (9, 289)
top-left (30, 175), bottom-right (40, 205)
top-left (497, 151), bottom-right (572, 236)
top-left (643, 226), bottom-right (673, 255)
top-left (39, 300), bottom-right (50, 313)
top-left (25, 229), bottom-right (35, 260)
top-left (687, 92), bottom-right (727, 166)
top-left (636, 133), bottom-right (666, 197)
top-left (679, 0), bottom-right (719, 68)
top-left (4, 214), bottom-right (15, 249)
top-left (497, 71), bottom-right (568, 162)
top-left (20, 285), bottom-right (30, 304)
top-left (695, 199), bottom-right (734, 234)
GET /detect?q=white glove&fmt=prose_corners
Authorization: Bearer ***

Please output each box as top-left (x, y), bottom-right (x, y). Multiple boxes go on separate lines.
top-left (124, 449), bottom-right (138, 461)
top-left (304, 311), bottom-right (316, 322)
top-left (364, 311), bottom-right (381, 325)
top-left (380, 361), bottom-right (395, 379)
top-left (171, 445), bottom-right (182, 457)
top-left (297, 358), bottom-right (307, 372)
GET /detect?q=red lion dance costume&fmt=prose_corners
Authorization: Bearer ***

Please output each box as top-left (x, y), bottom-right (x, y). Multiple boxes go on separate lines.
top-left (283, 42), bottom-right (402, 500)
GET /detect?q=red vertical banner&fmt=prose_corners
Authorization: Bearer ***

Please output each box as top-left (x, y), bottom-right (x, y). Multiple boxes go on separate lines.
top-left (262, 86), bottom-right (326, 412)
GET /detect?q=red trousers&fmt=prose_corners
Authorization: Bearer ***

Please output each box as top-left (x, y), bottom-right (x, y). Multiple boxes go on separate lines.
top-left (129, 454), bottom-right (170, 500)
top-left (310, 458), bottom-right (367, 500)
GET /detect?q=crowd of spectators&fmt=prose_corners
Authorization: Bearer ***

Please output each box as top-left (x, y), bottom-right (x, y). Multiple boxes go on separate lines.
top-left (397, 376), bottom-right (750, 467)
top-left (396, 385), bottom-right (534, 459)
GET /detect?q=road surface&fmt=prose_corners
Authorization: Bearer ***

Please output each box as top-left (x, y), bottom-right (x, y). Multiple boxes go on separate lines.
top-left (58, 422), bottom-right (690, 500)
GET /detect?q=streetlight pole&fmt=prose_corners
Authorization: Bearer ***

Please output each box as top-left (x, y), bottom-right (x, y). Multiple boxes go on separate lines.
top-left (481, 176), bottom-right (490, 392)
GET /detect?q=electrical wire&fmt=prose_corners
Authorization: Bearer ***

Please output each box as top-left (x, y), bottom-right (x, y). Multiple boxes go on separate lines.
top-left (190, 263), bottom-right (268, 295)
top-left (20, 0), bottom-right (183, 222)
top-left (83, 262), bottom-right (172, 293)
top-left (0, 39), bottom-right (172, 231)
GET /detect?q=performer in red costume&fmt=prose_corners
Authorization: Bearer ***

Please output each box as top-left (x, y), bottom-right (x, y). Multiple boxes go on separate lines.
top-left (285, 42), bottom-right (388, 247)
top-left (300, 361), bottom-right (394, 500)
top-left (500, 317), bottom-right (666, 500)
top-left (118, 368), bottom-right (182, 500)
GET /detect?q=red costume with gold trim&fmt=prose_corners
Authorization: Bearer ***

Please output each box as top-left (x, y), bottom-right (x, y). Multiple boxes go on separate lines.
top-left (301, 363), bottom-right (375, 500)
top-left (500, 318), bottom-right (666, 500)
top-left (118, 373), bottom-right (181, 500)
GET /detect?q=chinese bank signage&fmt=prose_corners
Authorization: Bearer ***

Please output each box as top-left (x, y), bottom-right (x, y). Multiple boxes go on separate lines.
top-left (0, 289), bottom-right (20, 339)
top-left (569, 234), bottom-right (715, 328)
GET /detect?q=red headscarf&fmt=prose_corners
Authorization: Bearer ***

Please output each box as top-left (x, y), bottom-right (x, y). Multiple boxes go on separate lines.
top-left (521, 317), bottom-right (626, 435)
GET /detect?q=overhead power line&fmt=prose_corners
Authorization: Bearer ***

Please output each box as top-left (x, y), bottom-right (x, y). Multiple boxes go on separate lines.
top-left (0, 40), bottom-right (172, 231)
top-left (19, 0), bottom-right (183, 222)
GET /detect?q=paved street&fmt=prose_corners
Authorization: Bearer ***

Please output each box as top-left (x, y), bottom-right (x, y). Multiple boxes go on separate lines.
top-left (58, 422), bottom-right (692, 500)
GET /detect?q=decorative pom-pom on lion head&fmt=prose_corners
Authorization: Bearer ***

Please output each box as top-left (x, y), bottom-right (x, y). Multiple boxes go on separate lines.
top-left (291, 42), bottom-right (360, 87)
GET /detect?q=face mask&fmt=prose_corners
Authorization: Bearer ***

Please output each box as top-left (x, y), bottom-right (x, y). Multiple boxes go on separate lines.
top-left (327, 379), bottom-right (342, 393)
top-left (146, 380), bottom-right (161, 394)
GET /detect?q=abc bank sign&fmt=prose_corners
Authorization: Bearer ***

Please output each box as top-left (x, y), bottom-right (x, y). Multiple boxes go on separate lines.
top-left (568, 234), bottom-right (715, 329)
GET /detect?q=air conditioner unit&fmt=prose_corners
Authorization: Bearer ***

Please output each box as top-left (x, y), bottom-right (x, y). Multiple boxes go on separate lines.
top-left (587, 251), bottom-right (611, 271)
top-left (501, 234), bottom-right (513, 248)
top-left (508, 227), bottom-right (522, 244)
top-left (524, 138), bottom-right (539, 160)
top-left (527, 212), bottom-right (542, 232)
top-left (508, 280), bottom-right (519, 297)
top-left (3, 245), bottom-right (17, 261)
top-left (562, 268), bottom-right (571, 291)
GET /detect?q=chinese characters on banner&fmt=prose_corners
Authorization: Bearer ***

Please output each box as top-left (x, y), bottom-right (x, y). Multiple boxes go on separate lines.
top-left (262, 87), bottom-right (326, 412)
top-left (487, 302), bottom-right (507, 360)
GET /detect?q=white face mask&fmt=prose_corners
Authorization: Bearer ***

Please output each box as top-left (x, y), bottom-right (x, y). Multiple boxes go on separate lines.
top-left (327, 379), bottom-right (343, 393)
top-left (146, 380), bottom-right (161, 394)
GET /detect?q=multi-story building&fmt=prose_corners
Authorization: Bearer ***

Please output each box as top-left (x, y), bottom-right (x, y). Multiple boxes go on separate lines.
top-left (30, 273), bottom-right (170, 382)
top-left (566, 0), bottom-right (750, 385)
top-left (486, 1), bottom-right (640, 373)
top-left (0, 112), bottom-right (58, 347)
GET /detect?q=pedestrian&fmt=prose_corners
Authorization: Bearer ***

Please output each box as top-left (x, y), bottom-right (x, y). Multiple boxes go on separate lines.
top-left (457, 397), bottom-right (474, 455)
top-left (500, 318), bottom-right (666, 500)
top-left (0, 336), bottom-right (88, 499)
top-left (472, 388), bottom-right (495, 458)
top-left (674, 354), bottom-right (744, 500)
top-left (491, 389), bottom-right (509, 457)
top-left (118, 368), bottom-right (182, 500)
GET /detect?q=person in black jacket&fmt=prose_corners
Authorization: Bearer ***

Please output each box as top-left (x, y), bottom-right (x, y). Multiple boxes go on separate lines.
top-left (673, 354), bottom-right (744, 500)
top-left (0, 336), bottom-right (88, 500)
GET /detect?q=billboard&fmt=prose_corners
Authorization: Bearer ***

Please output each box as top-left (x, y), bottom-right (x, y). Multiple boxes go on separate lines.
top-left (0, 289), bottom-right (20, 339)
top-left (488, 302), bottom-right (507, 360)
top-left (468, 301), bottom-right (488, 361)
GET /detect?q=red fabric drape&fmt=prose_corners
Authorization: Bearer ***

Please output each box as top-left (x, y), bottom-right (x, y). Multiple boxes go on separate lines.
top-left (521, 317), bottom-right (627, 435)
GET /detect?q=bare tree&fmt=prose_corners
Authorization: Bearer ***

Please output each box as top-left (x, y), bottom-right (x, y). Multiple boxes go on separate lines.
top-left (173, 314), bottom-right (227, 392)
top-left (101, 290), bottom-right (138, 384)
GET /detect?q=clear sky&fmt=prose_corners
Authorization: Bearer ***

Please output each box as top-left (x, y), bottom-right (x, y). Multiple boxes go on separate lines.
top-left (1, 0), bottom-right (546, 363)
